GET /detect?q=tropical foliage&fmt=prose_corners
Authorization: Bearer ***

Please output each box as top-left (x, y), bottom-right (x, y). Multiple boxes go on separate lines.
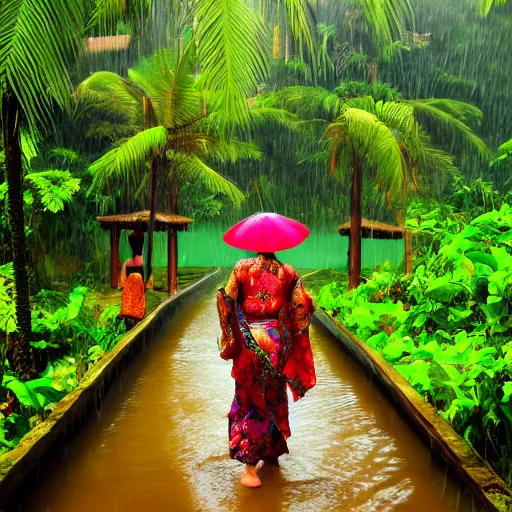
top-left (315, 184), bottom-right (512, 484)
top-left (0, 262), bottom-right (125, 453)
top-left (1, 0), bottom-right (512, 495)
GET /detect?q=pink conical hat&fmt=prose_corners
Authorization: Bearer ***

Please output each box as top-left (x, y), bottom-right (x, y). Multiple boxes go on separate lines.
top-left (223, 213), bottom-right (310, 253)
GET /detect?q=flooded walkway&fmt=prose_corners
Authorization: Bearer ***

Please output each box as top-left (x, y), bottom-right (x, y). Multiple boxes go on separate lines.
top-left (23, 292), bottom-right (472, 512)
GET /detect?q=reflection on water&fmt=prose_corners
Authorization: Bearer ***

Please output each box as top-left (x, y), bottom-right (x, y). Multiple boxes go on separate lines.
top-left (23, 293), bottom-right (472, 512)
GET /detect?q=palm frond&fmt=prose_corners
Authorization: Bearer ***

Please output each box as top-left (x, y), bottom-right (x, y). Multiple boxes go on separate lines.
top-left (75, 71), bottom-right (143, 124)
top-left (171, 153), bottom-right (245, 206)
top-left (257, 86), bottom-right (339, 120)
top-left (341, 95), bottom-right (377, 114)
top-left (249, 107), bottom-right (299, 130)
top-left (89, 126), bottom-right (167, 191)
top-left (284, 0), bottom-right (317, 61)
top-left (201, 140), bottom-right (262, 163)
top-left (356, 0), bottom-right (414, 58)
top-left (196, 0), bottom-right (270, 134)
top-left (404, 99), bottom-right (491, 159)
top-left (20, 130), bottom-right (38, 168)
top-left (419, 147), bottom-right (457, 175)
top-left (0, 0), bottom-right (89, 133)
top-left (163, 41), bottom-right (202, 129)
top-left (91, 0), bottom-right (152, 32)
top-left (128, 49), bottom-right (178, 125)
top-left (413, 99), bottom-right (483, 128)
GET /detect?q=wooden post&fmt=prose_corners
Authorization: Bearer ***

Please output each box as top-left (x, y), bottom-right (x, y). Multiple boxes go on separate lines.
top-left (405, 232), bottom-right (412, 275)
top-left (348, 152), bottom-right (362, 290)
top-left (395, 209), bottom-right (412, 275)
top-left (110, 224), bottom-right (121, 288)
top-left (168, 228), bottom-right (178, 295)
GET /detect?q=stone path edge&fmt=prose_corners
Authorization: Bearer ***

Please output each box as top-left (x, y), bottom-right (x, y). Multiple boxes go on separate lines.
top-left (313, 308), bottom-right (512, 512)
top-left (0, 268), bottom-right (221, 509)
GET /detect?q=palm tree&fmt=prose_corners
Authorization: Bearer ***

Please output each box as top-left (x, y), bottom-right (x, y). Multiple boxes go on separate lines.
top-left (80, 43), bottom-right (264, 287)
top-left (257, 84), bottom-right (491, 287)
top-left (0, 0), bottom-right (102, 379)
top-left (324, 96), bottom-right (491, 289)
top-left (0, 0), bottom-right (277, 375)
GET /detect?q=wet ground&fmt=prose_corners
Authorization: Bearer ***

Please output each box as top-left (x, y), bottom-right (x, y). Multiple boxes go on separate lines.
top-left (23, 291), bottom-right (473, 512)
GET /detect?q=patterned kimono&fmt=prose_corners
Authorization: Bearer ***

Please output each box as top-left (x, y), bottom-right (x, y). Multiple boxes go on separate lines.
top-left (217, 255), bottom-right (316, 465)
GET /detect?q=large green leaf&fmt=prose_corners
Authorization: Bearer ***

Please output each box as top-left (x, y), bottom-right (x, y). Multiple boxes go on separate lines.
top-left (26, 377), bottom-right (65, 406)
top-left (425, 274), bottom-right (464, 302)
top-left (196, 0), bottom-right (270, 133)
top-left (3, 376), bottom-right (41, 410)
top-left (501, 382), bottom-right (512, 403)
top-left (382, 339), bottom-right (415, 362)
top-left (395, 360), bottom-right (432, 392)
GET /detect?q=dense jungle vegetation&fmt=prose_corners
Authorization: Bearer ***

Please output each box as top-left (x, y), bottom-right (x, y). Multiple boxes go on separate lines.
top-left (1, 0), bottom-right (512, 491)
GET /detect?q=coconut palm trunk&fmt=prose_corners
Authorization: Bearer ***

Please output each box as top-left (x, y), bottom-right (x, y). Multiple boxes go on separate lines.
top-left (169, 164), bottom-right (179, 295)
top-left (143, 96), bottom-right (158, 288)
top-left (146, 156), bottom-right (159, 288)
top-left (348, 149), bottom-right (363, 290)
top-left (369, 62), bottom-right (378, 85)
top-left (2, 88), bottom-right (36, 380)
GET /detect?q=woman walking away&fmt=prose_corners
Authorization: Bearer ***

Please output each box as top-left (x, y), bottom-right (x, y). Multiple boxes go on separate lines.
top-left (118, 231), bottom-right (148, 330)
top-left (217, 213), bottom-right (316, 488)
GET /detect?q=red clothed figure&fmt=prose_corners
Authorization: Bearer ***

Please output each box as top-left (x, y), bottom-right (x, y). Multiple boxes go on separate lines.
top-left (217, 254), bottom-right (316, 466)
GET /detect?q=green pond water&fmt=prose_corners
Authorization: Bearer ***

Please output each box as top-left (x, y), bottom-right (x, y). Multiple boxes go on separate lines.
top-left (117, 224), bottom-right (405, 271)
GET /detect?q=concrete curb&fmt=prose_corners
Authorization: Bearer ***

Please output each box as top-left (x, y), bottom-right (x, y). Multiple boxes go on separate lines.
top-left (0, 268), bottom-right (221, 509)
top-left (313, 309), bottom-right (512, 512)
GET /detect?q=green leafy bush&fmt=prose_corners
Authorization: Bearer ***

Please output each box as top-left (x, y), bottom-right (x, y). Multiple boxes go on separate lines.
top-left (0, 273), bottom-right (126, 455)
top-left (316, 203), bottom-right (512, 484)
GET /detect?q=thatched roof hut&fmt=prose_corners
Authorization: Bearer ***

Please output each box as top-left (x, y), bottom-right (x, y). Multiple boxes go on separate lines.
top-left (338, 219), bottom-right (407, 240)
top-left (97, 211), bottom-right (193, 295)
top-left (97, 211), bottom-right (193, 232)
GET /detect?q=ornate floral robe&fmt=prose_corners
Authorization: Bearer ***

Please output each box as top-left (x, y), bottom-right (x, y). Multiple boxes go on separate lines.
top-left (217, 255), bottom-right (316, 465)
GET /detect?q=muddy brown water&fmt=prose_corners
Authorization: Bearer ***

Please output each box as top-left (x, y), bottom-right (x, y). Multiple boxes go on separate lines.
top-left (22, 292), bottom-right (474, 512)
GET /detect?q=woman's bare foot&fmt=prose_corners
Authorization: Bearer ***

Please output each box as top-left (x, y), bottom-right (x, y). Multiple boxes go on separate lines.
top-left (240, 464), bottom-right (261, 488)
